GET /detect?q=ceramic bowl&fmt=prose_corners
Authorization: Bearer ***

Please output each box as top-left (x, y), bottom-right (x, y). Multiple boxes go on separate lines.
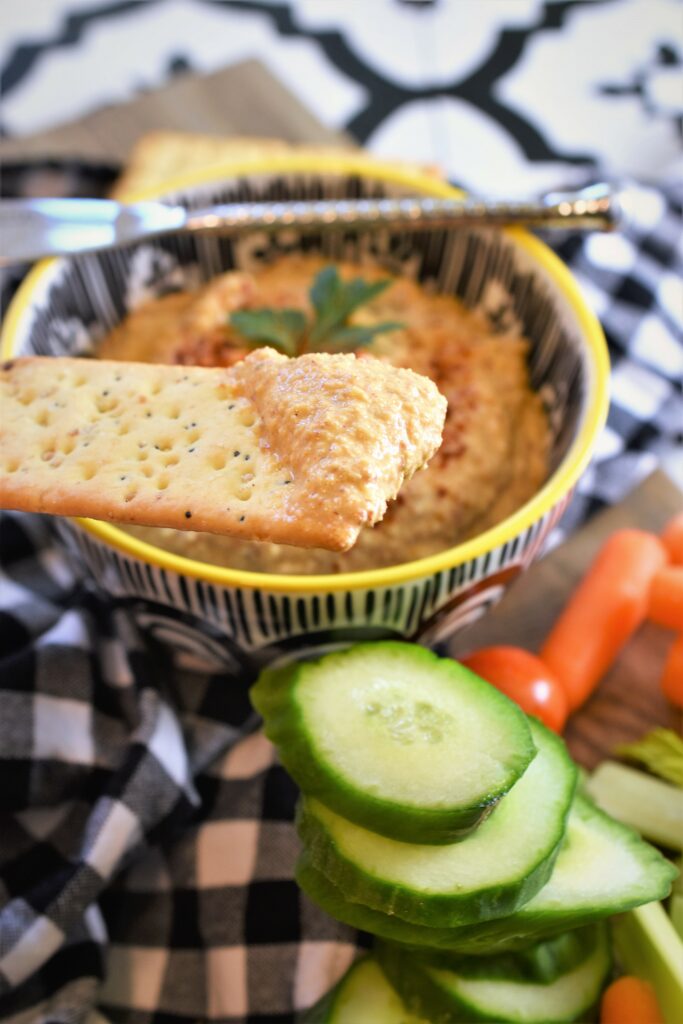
top-left (2, 155), bottom-right (609, 675)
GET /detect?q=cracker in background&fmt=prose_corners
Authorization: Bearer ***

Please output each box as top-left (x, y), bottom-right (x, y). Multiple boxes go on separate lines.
top-left (111, 132), bottom-right (295, 198)
top-left (0, 350), bottom-right (446, 552)
top-left (111, 130), bottom-right (441, 198)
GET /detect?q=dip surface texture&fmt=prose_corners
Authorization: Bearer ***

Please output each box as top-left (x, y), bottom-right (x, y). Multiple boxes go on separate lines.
top-left (98, 256), bottom-right (550, 573)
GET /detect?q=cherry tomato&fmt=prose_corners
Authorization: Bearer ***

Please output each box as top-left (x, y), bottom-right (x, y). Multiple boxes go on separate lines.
top-left (460, 646), bottom-right (569, 732)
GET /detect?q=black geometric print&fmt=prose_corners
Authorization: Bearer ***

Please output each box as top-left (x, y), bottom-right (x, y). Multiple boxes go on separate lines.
top-left (0, 0), bottom-right (615, 166)
top-left (598, 37), bottom-right (683, 139)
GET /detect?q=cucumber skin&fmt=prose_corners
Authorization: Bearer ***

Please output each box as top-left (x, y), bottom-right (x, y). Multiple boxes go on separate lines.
top-left (408, 927), bottom-right (599, 985)
top-left (376, 926), bottom-right (611, 1024)
top-left (294, 786), bottom-right (679, 954)
top-left (296, 794), bottom-right (678, 954)
top-left (298, 956), bottom-right (426, 1023)
top-left (297, 801), bottom-right (564, 930)
top-left (296, 854), bottom-right (561, 956)
top-left (296, 720), bottom-right (575, 928)
top-left (298, 957), bottom-right (366, 1024)
top-left (251, 642), bottom-right (536, 844)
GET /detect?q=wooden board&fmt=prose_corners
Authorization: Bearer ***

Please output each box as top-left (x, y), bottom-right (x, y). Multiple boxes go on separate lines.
top-left (450, 471), bottom-right (682, 768)
top-left (2, 58), bottom-right (680, 769)
top-left (0, 59), bottom-right (352, 163)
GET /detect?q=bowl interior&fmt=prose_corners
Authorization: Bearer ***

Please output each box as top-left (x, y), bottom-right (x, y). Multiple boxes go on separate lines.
top-left (3, 164), bottom-right (607, 589)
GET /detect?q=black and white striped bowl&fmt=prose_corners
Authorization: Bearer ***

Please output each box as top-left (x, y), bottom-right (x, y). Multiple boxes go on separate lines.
top-left (2, 155), bottom-right (609, 674)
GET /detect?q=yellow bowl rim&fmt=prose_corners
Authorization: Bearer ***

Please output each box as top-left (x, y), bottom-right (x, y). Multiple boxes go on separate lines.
top-left (1, 152), bottom-right (610, 594)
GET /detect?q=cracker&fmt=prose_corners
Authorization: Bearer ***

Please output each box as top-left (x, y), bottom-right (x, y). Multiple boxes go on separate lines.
top-left (111, 132), bottom-right (293, 198)
top-left (111, 131), bottom-right (442, 199)
top-left (0, 350), bottom-right (446, 552)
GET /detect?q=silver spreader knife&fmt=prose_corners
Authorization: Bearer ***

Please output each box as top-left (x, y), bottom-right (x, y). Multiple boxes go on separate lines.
top-left (0, 183), bottom-right (624, 267)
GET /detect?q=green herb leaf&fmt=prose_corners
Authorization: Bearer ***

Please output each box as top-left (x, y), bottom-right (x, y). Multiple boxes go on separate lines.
top-left (616, 729), bottom-right (683, 788)
top-left (321, 321), bottom-right (405, 352)
top-left (230, 309), bottom-right (307, 357)
top-left (308, 267), bottom-right (394, 346)
top-left (229, 266), bottom-right (403, 355)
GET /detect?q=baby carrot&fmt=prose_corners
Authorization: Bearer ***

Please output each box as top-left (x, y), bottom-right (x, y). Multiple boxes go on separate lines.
top-left (600, 976), bottom-right (664, 1024)
top-left (661, 634), bottom-right (683, 708)
top-left (661, 512), bottom-right (683, 564)
top-left (602, 974), bottom-right (663, 1024)
top-left (541, 529), bottom-right (668, 710)
top-left (648, 567), bottom-right (683, 631)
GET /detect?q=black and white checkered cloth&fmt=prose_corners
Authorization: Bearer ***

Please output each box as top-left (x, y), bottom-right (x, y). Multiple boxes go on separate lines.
top-left (0, 178), bottom-right (681, 1024)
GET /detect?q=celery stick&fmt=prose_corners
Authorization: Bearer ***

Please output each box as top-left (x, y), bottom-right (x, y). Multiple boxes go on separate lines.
top-left (612, 902), bottom-right (683, 1024)
top-left (671, 893), bottom-right (683, 941)
top-left (671, 857), bottom-right (683, 941)
top-left (586, 762), bottom-right (683, 850)
top-left (617, 729), bottom-right (683, 788)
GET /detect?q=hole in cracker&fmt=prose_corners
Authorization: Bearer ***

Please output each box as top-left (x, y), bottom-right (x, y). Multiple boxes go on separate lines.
top-left (117, 422), bottom-right (131, 436)
top-left (142, 465), bottom-right (154, 478)
top-left (81, 464), bottom-right (98, 480)
top-left (18, 390), bottom-right (35, 405)
top-left (96, 394), bottom-right (119, 414)
top-left (157, 473), bottom-right (170, 490)
top-left (186, 428), bottom-right (201, 444)
top-left (74, 375), bottom-right (87, 387)
top-left (163, 454), bottom-right (179, 467)
top-left (209, 452), bottom-right (226, 471)
top-left (235, 486), bottom-right (252, 502)
top-left (41, 445), bottom-right (56, 462)
top-left (60, 438), bottom-right (76, 455)
top-left (34, 409), bottom-right (50, 427)
top-left (124, 485), bottom-right (138, 503)
top-left (154, 438), bottom-right (173, 452)
top-left (167, 405), bottom-right (181, 420)
top-left (241, 471), bottom-right (255, 484)
top-left (137, 450), bottom-right (149, 462)
top-left (150, 381), bottom-right (163, 396)
top-left (5, 459), bottom-right (19, 473)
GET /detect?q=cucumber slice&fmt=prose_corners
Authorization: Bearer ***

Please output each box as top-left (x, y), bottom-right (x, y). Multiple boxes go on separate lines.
top-left (300, 956), bottom-right (427, 1023)
top-left (252, 642), bottom-right (536, 843)
top-left (297, 794), bottom-right (676, 954)
top-left (377, 924), bottom-right (611, 1023)
top-left (298, 718), bottom-right (575, 927)
top-left (417, 927), bottom-right (598, 985)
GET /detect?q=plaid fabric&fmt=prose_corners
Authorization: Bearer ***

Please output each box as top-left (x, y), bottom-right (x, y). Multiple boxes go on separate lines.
top-left (0, 178), bottom-right (681, 1023)
top-left (0, 514), bottom-right (362, 1023)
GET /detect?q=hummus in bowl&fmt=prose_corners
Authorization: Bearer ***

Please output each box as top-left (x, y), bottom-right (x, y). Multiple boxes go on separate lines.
top-left (98, 256), bottom-right (550, 575)
top-left (1, 155), bottom-right (608, 669)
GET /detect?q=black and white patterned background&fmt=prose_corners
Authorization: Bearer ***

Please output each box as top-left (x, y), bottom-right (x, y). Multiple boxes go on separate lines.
top-left (0, 2), bottom-right (681, 1022)
top-left (1, 0), bottom-right (682, 196)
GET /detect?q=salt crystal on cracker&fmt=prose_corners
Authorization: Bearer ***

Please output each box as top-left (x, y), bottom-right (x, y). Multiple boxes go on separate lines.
top-left (0, 349), bottom-right (446, 552)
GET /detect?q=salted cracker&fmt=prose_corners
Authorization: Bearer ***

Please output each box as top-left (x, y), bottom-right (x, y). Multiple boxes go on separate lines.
top-left (0, 350), bottom-right (446, 552)
top-left (110, 131), bottom-right (443, 200)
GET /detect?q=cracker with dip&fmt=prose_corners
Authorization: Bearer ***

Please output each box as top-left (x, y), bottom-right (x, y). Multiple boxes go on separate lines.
top-left (0, 348), bottom-right (446, 551)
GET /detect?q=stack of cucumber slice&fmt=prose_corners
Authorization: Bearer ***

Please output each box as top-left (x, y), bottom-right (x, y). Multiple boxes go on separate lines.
top-left (251, 642), bottom-right (677, 1023)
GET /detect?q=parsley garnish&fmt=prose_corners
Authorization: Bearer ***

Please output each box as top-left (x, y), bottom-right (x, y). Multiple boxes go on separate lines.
top-left (229, 265), bottom-right (403, 356)
top-left (230, 309), bottom-right (307, 357)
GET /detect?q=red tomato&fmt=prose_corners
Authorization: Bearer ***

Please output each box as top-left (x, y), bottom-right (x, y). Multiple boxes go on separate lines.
top-left (461, 646), bottom-right (569, 732)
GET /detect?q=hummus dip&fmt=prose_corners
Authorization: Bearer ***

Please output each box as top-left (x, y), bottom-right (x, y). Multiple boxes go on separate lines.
top-left (98, 256), bottom-right (550, 574)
